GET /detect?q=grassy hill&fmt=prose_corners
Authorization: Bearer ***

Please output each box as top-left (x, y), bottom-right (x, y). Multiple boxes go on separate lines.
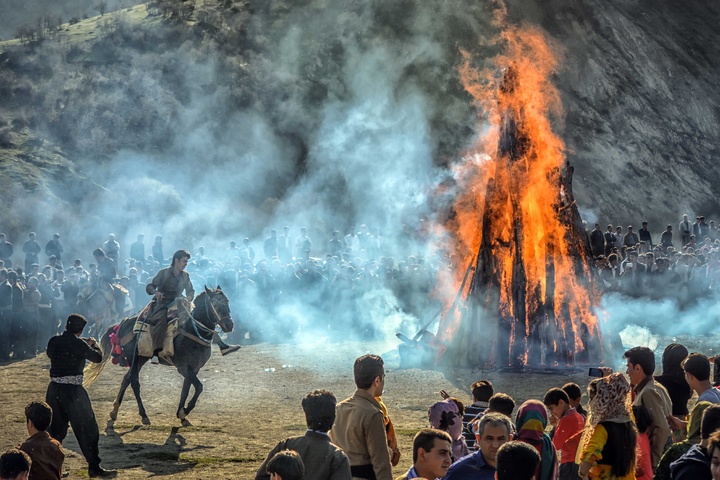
top-left (0, 0), bottom-right (719, 244)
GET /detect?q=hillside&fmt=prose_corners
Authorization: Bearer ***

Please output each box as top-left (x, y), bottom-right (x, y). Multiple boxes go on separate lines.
top-left (0, 0), bottom-right (719, 249)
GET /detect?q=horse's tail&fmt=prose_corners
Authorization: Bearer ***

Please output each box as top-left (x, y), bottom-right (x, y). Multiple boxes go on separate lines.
top-left (84, 325), bottom-right (114, 388)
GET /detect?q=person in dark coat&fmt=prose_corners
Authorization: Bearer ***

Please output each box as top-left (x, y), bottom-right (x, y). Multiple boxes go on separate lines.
top-left (655, 343), bottom-right (692, 418)
top-left (45, 234), bottom-right (64, 268)
top-left (589, 224), bottom-right (605, 258)
top-left (46, 314), bottom-right (116, 478)
top-left (255, 390), bottom-right (351, 480)
top-left (670, 404), bottom-right (720, 480)
top-left (638, 222), bottom-right (654, 248)
top-left (603, 225), bottom-right (616, 256)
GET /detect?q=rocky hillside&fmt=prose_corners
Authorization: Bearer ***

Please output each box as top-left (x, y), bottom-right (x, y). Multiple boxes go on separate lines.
top-left (0, 0), bottom-right (718, 245)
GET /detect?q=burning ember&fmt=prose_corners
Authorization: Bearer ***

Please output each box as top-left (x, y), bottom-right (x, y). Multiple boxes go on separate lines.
top-left (436, 20), bottom-right (602, 368)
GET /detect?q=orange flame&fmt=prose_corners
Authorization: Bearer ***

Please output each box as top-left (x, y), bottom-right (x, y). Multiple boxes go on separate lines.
top-left (436, 16), bottom-right (601, 366)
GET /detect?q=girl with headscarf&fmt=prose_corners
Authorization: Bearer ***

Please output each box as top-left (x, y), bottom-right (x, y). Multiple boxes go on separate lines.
top-left (428, 398), bottom-right (469, 461)
top-left (515, 399), bottom-right (559, 480)
top-left (655, 401), bottom-right (713, 480)
top-left (577, 373), bottom-right (637, 480)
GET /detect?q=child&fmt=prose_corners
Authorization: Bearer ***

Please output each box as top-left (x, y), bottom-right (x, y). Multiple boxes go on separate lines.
top-left (266, 450), bottom-right (304, 480)
top-left (633, 405), bottom-right (654, 480)
top-left (562, 382), bottom-right (587, 417)
top-left (544, 388), bottom-right (585, 480)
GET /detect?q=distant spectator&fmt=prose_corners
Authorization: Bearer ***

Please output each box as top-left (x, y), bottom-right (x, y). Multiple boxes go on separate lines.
top-left (623, 225), bottom-right (639, 247)
top-left (661, 225), bottom-right (674, 249)
top-left (639, 221), bottom-right (654, 248)
top-left (680, 214), bottom-right (692, 246)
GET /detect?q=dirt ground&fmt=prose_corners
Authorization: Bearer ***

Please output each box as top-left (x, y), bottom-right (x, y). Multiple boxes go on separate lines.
top-left (1, 332), bottom-right (717, 479)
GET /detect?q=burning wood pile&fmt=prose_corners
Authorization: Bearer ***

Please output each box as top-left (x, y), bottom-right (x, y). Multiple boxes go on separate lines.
top-left (435, 24), bottom-right (603, 370)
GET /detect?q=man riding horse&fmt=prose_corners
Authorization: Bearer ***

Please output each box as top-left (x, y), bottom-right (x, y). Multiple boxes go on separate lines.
top-left (145, 249), bottom-right (239, 365)
top-left (92, 248), bottom-right (126, 318)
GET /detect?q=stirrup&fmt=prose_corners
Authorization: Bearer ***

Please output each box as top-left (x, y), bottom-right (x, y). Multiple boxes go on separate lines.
top-left (150, 355), bottom-right (160, 365)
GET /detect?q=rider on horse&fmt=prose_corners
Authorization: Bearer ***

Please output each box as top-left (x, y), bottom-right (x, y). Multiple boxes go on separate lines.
top-left (92, 248), bottom-right (126, 318)
top-left (145, 249), bottom-right (240, 365)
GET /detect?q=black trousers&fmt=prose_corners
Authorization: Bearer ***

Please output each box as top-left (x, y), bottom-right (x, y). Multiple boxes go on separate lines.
top-left (46, 382), bottom-right (102, 469)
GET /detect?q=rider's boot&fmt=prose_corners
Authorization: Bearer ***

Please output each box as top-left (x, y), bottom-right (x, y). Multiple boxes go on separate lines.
top-left (151, 348), bottom-right (161, 365)
top-left (213, 333), bottom-right (241, 356)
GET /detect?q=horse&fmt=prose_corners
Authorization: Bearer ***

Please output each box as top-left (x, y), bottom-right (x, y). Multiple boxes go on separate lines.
top-left (84, 286), bottom-right (234, 427)
top-left (76, 286), bottom-right (118, 338)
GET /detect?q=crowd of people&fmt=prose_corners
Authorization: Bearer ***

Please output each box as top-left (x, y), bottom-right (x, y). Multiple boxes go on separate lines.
top-left (5, 344), bottom-right (720, 480)
top-left (588, 215), bottom-right (720, 302)
top-left (2, 213), bottom-right (720, 360)
top-left (247, 347), bottom-right (720, 480)
top-left (0, 225), bottom-right (442, 361)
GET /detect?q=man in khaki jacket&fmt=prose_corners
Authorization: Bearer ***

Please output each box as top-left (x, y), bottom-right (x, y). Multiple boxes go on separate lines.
top-left (625, 346), bottom-right (672, 468)
top-left (330, 354), bottom-right (392, 480)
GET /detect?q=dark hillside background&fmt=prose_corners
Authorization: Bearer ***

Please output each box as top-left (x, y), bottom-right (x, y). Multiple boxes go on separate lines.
top-left (0, 0), bottom-right (145, 39)
top-left (0, 0), bottom-right (719, 257)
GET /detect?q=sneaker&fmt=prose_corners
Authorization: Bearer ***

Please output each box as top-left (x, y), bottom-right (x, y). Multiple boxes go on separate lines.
top-left (88, 467), bottom-right (117, 478)
top-left (150, 355), bottom-right (160, 365)
top-left (220, 345), bottom-right (241, 356)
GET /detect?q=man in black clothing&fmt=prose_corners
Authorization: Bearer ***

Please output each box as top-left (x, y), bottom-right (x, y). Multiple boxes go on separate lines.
top-left (638, 222), bottom-right (653, 248)
top-left (589, 224), bottom-right (605, 258)
top-left (23, 233), bottom-right (41, 274)
top-left (46, 314), bottom-right (116, 478)
top-left (603, 225), bottom-right (615, 256)
top-left (45, 234), bottom-right (63, 268)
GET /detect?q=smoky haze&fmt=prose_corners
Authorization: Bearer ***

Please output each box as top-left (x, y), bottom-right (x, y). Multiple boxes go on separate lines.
top-left (2, 0), bottom-right (501, 345)
top-left (3, 0), bottom-right (720, 353)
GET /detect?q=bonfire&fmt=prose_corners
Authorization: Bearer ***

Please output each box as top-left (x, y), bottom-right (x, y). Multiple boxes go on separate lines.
top-left (436, 22), bottom-right (603, 370)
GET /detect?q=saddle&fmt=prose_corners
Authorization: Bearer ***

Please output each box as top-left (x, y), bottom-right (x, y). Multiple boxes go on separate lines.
top-left (132, 300), bottom-right (184, 359)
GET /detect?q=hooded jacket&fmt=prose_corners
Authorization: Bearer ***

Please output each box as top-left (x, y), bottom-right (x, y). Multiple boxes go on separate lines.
top-left (669, 444), bottom-right (711, 480)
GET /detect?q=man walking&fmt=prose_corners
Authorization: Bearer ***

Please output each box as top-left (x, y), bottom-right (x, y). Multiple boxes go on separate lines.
top-left (330, 354), bottom-right (392, 480)
top-left (46, 314), bottom-right (116, 477)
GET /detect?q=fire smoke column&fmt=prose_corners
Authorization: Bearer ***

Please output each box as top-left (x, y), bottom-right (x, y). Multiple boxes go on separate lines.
top-left (438, 22), bottom-right (603, 368)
